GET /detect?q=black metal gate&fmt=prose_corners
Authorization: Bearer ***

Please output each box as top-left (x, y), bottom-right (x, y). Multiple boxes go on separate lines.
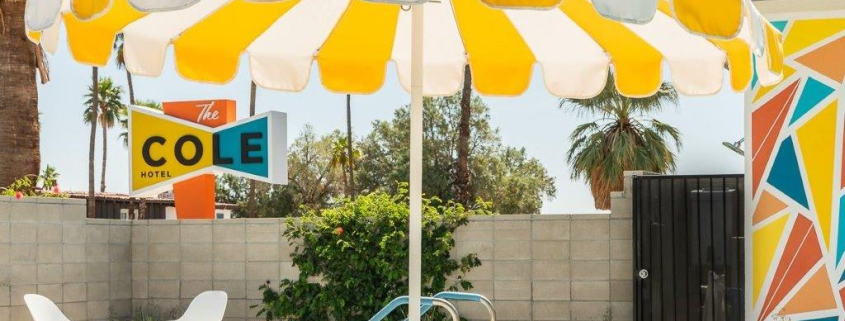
top-left (633, 175), bottom-right (744, 321)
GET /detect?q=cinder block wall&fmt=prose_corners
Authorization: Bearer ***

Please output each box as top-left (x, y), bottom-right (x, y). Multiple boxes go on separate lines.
top-left (0, 197), bottom-right (133, 321)
top-left (0, 173), bottom-right (637, 321)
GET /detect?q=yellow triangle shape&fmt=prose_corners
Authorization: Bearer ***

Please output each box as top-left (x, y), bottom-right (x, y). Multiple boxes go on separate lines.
top-left (131, 110), bottom-right (214, 192)
top-left (754, 65), bottom-right (797, 103)
top-left (753, 214), bottom-right (790, 305)
top-left (797, 100), bottom-right (838, 248)
top-left (784, 18), bottom-right (845, 57)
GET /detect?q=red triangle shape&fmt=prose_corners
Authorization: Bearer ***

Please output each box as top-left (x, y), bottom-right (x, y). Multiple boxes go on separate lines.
top-left (758, 214), bottom-right (823, 321)
top-left (752, 81), bottom-right (801, 195)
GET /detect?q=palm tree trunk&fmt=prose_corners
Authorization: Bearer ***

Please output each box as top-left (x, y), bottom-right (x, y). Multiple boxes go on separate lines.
top-left (88, 67), bottom-right (100, 218)
top-left (100, 119), bottom-right (107, 193)
top-left (346, 94), bottom-right (355, 200)
top-left (125, 69), bottom-right (135, 105)
top-left (248, 81), bottom-right (257, 218)
top-left (0, 0), bottom-right (41, 187)
top-left (455, 66), bottom-right (472, 207)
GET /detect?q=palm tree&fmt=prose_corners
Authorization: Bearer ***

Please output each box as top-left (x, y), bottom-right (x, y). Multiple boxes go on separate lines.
top-left (119, 100), bottom-right (161, 147)
top-left (40, 165), bottom-right (59, 189)
top-left (345, 94), bottom-right (356, 200)
top-left (0, 0), bottom-right (49, 187)
top-left (455, 68), bottom-right (472, 207)
top-left (84, 77), bottom-right (125, 193)
top-left (114, 34), bottom-right (135, 105)
top-left (561, 73), bottom-right (681, 210)
top-left (248, 81), bottom-right (258, 218)
top-left (87, 67), bottom-right (99, 217)
top-left (330, 137), bottom-right (359, 197)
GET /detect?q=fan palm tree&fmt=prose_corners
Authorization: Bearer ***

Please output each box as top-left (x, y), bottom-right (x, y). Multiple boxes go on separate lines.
top-left (0, 0), bottom-right (50, 187)
top-left (114, 34), bottom-right (136, 105)
top-left (455, 68), bottom-right (472, 207)
top-left (561, 73), bottom-right (681, 210)
top-left (330, 137), bottom-right (360, 197)
top-left (119, 99), bottom-right (161, 147)
top-left (84, 77), bottom-right (125, 193)
top-left (248, 81), bottom-right (258, 218)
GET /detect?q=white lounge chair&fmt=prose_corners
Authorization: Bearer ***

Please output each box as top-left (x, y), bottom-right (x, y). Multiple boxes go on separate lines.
top-left (24, 294), bottom-right (70, 321)
top-left (172, 291), bottom-right (228, 321)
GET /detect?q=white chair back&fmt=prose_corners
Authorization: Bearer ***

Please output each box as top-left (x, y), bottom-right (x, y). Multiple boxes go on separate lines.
top-left (175, 291), bottom-right (228, 321)
top-left (24, 294), bottom-right (70, 321)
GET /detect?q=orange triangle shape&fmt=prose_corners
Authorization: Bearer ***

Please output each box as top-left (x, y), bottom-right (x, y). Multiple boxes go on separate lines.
top-left (795, 36), bottom-right (845, 83)
top-left (779, 268), bottom-right (837, 315)
top-left (752, 81), bottom-right (801, 195)
top-left (753, 191), bottom-right (789, 225)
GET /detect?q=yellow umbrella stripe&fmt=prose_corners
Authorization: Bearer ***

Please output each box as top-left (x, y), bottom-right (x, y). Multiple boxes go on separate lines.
top-left (672, 0), bottom-right (742, 39)
top-left (452, 0), bottom-right (536, 96)
top-left (317, 1), bottom-right (400, 94)
top-left (656, 1), bottom-right (751, 92)
top-left (481, 0), bottom-right (562, 9)
top-left (63, 0), bottom-right (146, 66)
top-left (561, 0), bottom-right (662, 98)
top-left (174, 0), bottom-right (301, 84)
top-left (72, 0), bottom-right (112, 20)
top-left (765, 24), bottom-right (785, 75)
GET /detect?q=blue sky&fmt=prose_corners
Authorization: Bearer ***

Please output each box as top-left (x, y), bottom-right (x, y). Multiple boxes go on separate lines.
top-left (37, 46), bottom-right (746, 214)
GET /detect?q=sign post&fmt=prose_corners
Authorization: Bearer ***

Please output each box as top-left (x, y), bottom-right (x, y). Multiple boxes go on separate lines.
top-left (129, 101), bottom-right (287, 219)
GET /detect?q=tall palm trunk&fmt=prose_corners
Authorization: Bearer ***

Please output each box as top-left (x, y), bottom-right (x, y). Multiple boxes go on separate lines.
top-left (100, 116), bottom-right (107, 192)
top-left (248, 81), bottom-right (257, 218)
top-left (125, 69), bottom-right (135, 105)
top-left (346, 94), bottom-right (355, 200)
top-left (88, 67), bottom-right (100, 218)
top-left (455, 67), bottom-right (472, 207)
top-left (0, 0), bottom-right (41, 187)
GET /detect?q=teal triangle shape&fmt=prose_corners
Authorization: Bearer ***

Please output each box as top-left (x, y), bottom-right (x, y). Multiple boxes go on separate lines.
top-left (771, 21), bottom-right (788, 32)
top-left (790, 78), bottom-right (835, 124)
top-left (751, 57), bottom-right (759, 90)
top-left (838, 196), bottom-right (845, 265)
top-left (767, 137), bottom-right (809, 208)
top-left (803, 317), bottom-right (838, 321)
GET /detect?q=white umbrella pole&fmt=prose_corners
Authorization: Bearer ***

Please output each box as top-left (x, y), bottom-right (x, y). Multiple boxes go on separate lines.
top-left (408, 3), bottom-right (424, 321)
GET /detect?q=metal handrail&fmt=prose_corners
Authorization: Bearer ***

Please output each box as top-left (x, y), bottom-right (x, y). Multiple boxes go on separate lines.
top-left (369, 296), bottom-right (460, 321)
top-left (409, 292), bottom-right (496, 321)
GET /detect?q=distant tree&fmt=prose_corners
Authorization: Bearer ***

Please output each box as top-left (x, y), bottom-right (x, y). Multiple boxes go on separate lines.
top-left (216, 125), bottom-right (342, 217)
top-left (357, 94), bottom-right (556, 214)
top-left (329, 136), bottom-right (360, 198)
top-left (84, 77), bottom-right (125, 193)
top-left (561, 73), bottom-right (681, 209)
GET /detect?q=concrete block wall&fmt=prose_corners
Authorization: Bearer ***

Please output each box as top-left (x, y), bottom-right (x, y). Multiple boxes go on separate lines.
top-left (0, 196), bottom-right (132, 321)
top-left (0, 172), bottom-right (639, 321)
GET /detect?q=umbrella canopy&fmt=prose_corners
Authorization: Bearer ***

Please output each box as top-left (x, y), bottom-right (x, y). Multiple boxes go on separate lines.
top-left (24, 1), bottom-right (785, 320)
top-left (26, 0), bottom-right (784, 98)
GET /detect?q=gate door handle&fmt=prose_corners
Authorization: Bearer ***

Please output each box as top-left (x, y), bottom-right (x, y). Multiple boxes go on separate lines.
top-left (638, 269), bottom-right (649, 279)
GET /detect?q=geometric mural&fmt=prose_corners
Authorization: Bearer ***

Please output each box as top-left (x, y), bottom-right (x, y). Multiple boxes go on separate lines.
top-left (749, 17), bottom-right (845, 321)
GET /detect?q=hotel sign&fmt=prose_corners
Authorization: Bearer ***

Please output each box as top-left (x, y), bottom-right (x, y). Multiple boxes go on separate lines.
top-left (128, 105), bottom-right (287, 196)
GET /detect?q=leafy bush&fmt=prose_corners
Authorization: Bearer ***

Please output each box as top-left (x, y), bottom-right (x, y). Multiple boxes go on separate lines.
top-left (1, 165), bottom-right (67, 199)
top-left (253, 187), bottom-right (488, 320)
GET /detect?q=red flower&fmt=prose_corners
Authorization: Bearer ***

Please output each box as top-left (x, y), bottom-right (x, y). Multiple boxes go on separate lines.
top-left (52, 185), bottom-right (60, 195)
top-left (335, 227), bottom-right (344, 236)
top-left (14, 191), bottom-right (23, 200)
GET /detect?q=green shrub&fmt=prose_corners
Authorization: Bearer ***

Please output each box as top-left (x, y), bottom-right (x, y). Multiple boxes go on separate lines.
top-left (253, 187), bottom-right (488, 320)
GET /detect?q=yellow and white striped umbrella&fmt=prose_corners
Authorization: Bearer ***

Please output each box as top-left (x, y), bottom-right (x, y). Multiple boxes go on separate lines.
top-left (26, 0), bottom-right (784, 99)
top-left (25, 0), bottom-right (785, 318)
